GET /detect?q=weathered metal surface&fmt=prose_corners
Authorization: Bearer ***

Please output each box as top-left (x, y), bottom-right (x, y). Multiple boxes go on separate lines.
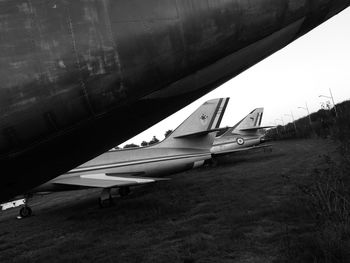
top-left (0, 0), bottom-right (349, 201)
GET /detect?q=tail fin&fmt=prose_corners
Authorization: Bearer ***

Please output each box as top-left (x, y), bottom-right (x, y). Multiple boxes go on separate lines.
top-left (222, 108), bottom-right (264, 136)
top-left (154, 98), bottom-right (229, 149)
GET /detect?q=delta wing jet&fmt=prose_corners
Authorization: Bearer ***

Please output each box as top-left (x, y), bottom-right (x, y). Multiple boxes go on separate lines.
top-left (211, 108), bottom-right (274, 156)
top-left (14, 98), bottom-right (229, 218)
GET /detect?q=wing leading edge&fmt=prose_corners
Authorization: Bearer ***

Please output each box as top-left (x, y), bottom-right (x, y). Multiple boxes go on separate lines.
top-left (52, 174), bottom-right (170, 188)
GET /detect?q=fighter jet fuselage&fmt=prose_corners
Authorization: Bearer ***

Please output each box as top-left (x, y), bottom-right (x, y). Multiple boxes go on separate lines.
top-left (1, 1), bottom-right (349, 201)
top-left (33, 98), bottom-right (229, 195)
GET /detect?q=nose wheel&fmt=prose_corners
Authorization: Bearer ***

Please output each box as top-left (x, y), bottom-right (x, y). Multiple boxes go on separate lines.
top-left (98, 188), bottom-right (113, 208)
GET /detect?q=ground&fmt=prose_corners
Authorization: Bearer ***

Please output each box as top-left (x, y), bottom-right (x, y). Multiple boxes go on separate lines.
top-left (0, 139), bottom-right (338, 263)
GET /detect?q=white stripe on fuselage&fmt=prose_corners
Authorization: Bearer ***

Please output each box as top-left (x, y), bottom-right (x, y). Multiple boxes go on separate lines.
top-left (69, 152), bottom-right (209, 174)
top-left (80, 174), bottom-right (155, 183)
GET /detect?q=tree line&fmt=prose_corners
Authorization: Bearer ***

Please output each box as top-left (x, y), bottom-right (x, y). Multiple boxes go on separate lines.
top-left (122, 129), bottom-right (173, 149)
top-left (265, 100), bottom-right (350, 141)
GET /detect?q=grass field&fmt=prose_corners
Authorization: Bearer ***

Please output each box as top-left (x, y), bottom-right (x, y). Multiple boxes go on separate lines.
top-left (0, 139), bottom-right (339, 263)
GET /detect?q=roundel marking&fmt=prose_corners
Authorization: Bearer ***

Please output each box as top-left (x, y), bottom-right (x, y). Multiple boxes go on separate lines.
top-left (237, 137), bottom-right (245, 145)
top-left (200, 113), bottom-right (209, 126)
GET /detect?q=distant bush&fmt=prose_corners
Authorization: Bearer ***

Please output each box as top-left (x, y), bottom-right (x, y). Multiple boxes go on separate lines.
top-left (123, 143), bottom-right (139, 149)
top-left (140, 141), bottom-right (148, 147)
top-left (164, 130), bottom-right (173, 138)
top-left (148, 136), bottom-right (159, 145)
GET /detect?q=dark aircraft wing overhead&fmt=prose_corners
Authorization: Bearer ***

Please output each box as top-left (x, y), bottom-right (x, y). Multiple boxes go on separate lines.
top-left (53, 174), bottom-right (169, 188)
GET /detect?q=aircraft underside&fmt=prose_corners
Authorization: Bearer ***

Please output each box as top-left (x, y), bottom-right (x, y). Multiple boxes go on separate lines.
top-left (0, 0), bottom-right (349, 202)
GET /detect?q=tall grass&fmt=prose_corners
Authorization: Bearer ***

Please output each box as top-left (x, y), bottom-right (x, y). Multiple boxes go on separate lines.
top-left (276, 100), bottom-right (350, 262)
top-left (300, 157), bottom-right (349, 224)
top-left (299, 157), bottom-right (350, 263)
top-left (280, 105), bottom-right (350, 262)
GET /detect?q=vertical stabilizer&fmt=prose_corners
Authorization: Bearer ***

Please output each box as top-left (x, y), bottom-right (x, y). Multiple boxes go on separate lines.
top-left (222, 108), bottom-right (264, 136)
top-left (155, 98), bottom-right (229, 149)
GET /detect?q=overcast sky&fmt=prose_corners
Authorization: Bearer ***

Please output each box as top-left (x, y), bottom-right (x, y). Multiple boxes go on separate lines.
top-left (122, 8), bottom-right (350, 146)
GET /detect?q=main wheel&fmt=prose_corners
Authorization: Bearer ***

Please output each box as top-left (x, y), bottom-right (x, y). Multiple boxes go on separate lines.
top-left (19, 206), bottom-right (32, 218)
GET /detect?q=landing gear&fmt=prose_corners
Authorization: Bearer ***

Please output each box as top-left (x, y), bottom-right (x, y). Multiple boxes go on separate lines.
top-left (98, 188), bottom-right (113, 208)
top-left (119, 186), bottom-right (130, 197)
top-left (17, 196), bottom-right (33, 219)
top-left (19, 206), bottom-right (32, 218)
